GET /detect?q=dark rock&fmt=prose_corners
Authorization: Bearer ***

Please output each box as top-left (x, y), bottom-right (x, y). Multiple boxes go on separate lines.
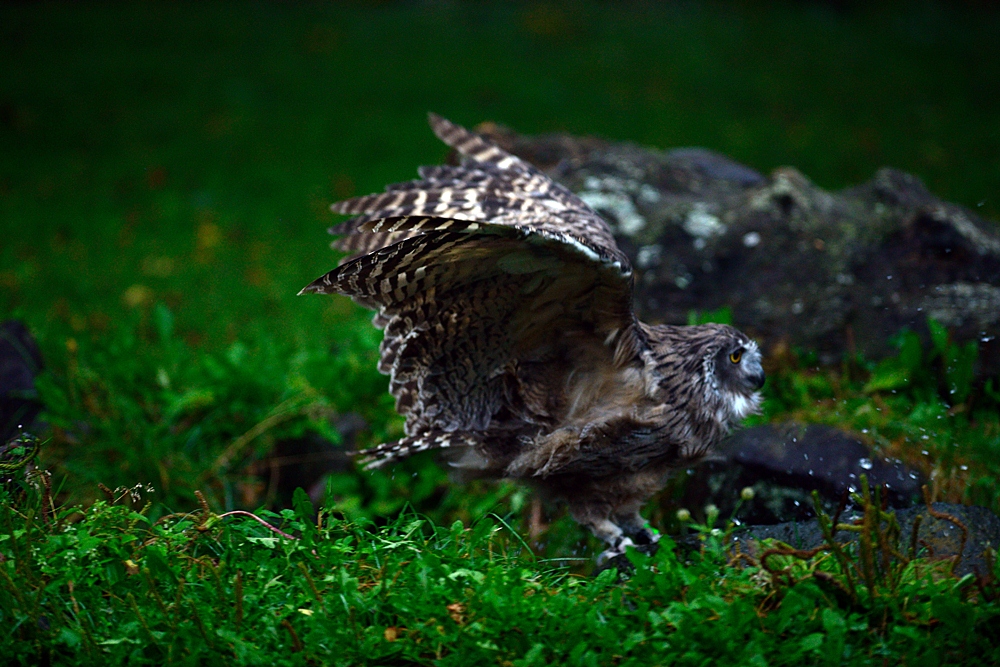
top-left (255, 413), bottom-right (366, 506)
top-left (0, 321), bottom-right (44, 443)
top-left (681, 423), bottom-right (924, 525)
top-left (601, 503), bottom-right (998, 579)
top-left (734, 502), bottom-right (1000, 578)
top-left (475, 124), bottom-right (1000, 375)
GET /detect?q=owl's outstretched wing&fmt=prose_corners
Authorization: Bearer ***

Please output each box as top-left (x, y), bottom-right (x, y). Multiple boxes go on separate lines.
top-left (328, 114), bottom-right (626, 265)
top-left (301, 115), bottom-right (647, 464)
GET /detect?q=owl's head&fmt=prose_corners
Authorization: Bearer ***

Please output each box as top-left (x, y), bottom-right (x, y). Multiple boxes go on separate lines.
top-left (703, 325), bottom-right (765, 427)
top-left (646, 322), bottom-right (765, 429)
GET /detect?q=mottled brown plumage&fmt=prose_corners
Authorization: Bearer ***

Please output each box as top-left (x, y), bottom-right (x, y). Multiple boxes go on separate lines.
top-left (301, 115), bottom-right (765, 560)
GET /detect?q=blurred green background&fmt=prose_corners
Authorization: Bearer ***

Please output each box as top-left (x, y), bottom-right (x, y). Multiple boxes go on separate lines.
top-left (1, 1), bottom-right (998, 545)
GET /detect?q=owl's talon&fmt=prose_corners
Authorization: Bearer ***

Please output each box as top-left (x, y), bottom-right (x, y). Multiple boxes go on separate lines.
top-left (632, 526), bottom-right (661, 546)
top-left (597, 536), bottom-right (636, 565)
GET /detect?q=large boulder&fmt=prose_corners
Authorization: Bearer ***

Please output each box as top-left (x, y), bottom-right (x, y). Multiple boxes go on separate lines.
top-left (476, 123), bottom-right (1000, 374)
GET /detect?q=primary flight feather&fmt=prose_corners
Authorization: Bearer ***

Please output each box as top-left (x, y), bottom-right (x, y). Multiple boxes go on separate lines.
top-left (301, 114), bottom-right (765, 560)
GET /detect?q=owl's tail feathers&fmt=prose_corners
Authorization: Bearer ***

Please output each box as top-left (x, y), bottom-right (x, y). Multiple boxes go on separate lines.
top-left (354, 431), bottom-right (482, 470)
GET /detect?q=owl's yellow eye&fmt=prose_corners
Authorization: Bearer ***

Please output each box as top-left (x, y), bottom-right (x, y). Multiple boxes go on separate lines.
top-left (729, 350), bottom-right (742, 364)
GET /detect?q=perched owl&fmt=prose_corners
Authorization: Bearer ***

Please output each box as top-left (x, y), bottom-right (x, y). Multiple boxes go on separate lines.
top-left (301, 115), bottom-right (765, 561)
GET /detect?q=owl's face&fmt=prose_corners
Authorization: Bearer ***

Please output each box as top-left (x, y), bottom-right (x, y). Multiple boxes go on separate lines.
top-left (645, 323), bottom-right (764, 429)
top-left (713, 336), bottom-right (765, 396)
top-left (704, 328), bottom-right (765, 427)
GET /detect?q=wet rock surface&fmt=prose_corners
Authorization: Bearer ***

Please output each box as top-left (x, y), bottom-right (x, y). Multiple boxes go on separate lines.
top-left (0, 321), bottom-right (44, 444)
top-left (604, 502), bottom-right (999, 579)
top-left (682, 423), bottom-right (924, 525)
top-left (733, 502), bottom-right (1000, 578)
top-left (475, 123), bottom-right (1000, 374)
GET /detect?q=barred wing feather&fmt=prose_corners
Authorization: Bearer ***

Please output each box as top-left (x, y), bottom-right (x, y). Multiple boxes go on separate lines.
top-left (302, 115), bottom-right (645, 467)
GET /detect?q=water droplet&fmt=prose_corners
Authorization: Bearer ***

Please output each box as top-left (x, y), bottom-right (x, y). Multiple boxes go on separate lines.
top-left (859, 458), bottom-right (873, 470)
top-left (861, 429), bottom-right (869, 434)
top-left (921, 450), bottom-right (929, 456)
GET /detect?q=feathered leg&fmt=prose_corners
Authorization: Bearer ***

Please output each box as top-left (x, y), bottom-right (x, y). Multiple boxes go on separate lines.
top-left (568, 502), bottom-right (635, 565)
top-left (613, 504), bottom-right (661, 546)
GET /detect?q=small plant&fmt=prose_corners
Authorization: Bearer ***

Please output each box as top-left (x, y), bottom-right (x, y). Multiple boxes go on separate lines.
top-left (752, 477), bottom-right (976, 607)
top-left (0, 432), bottom-right (41, 475)
top-left (864, 317), bottom-right (979, 406)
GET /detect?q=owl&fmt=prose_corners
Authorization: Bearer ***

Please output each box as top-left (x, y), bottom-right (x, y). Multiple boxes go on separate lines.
top-left (301, 114), bottom-right (765, 561)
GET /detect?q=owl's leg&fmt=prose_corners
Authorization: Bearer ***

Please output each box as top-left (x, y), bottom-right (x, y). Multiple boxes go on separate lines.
top-left (568, 502), bottom-right (634, 564)
top-left (613, 505), bottom-right (660, 546)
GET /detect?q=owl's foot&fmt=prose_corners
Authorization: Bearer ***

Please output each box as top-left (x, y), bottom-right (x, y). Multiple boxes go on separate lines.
top-left (596, 536), bottom-right (636, 566)
top-left (630, 525), bottom-right (661, 546)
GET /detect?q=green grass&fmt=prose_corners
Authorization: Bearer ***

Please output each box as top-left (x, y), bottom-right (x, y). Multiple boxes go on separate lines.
top-left (1, 0), bottom-right (997, 518)
top-left (3, 481), bottom-right (999, 666)
top-left (2, 1), bottom-right (1000, 662)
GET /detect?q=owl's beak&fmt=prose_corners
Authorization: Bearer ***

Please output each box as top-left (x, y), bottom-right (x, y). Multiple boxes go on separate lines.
top-left (750, 370), bottom-right (766, 391)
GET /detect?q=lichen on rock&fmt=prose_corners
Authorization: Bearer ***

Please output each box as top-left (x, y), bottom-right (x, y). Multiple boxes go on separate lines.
top-left (476, 122), bottom-right (1000, 376)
